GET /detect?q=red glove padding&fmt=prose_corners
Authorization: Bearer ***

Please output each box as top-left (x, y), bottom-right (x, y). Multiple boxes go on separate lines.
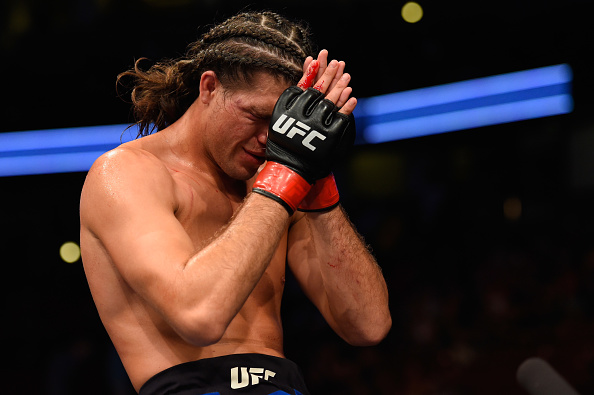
top-left (298, 173), bottom-right (340, 212)
top-left (252, 161), bottom-right (312, 215)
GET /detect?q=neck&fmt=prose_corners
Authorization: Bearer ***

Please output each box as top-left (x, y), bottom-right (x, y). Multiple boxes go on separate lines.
top-left (158, 120), bottom-right (249, 199)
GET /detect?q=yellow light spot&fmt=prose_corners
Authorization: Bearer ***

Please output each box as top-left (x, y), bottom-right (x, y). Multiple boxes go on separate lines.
top-left (402, 2), bottom-right (423, 23)
top-left (60, 241), bottom-right (81, 263)
top-left (503, 197), bottom-right (522, 221)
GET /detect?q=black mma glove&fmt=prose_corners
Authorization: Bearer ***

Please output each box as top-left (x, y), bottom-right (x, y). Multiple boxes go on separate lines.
top-left (252, 87), bottom-right (356, 214)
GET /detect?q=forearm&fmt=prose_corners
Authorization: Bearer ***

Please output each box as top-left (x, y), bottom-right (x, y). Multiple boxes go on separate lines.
top-left (172, 193), bottom-right (289, 345)
top-left (303, 206), bottom-right (391, 345)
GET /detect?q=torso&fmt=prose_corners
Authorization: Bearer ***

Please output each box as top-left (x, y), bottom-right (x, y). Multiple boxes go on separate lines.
top-left (81, 134), bottom-right (290, 391)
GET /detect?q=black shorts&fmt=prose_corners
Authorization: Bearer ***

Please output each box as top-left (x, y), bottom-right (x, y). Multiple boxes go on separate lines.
top-left (138, 353), bottom-right (311, 395)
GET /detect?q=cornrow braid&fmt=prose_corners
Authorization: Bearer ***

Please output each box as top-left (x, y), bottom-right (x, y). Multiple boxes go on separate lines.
top-left (118, 11), bottom-right (316, 137)
top-left (199, 18), bottom-right (308, 61)
top-left (199, 47), bottom-right (304, 83)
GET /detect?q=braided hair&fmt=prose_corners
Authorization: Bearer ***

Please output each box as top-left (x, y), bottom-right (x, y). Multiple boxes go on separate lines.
top-left (117, 11), bottom-right (316, 137)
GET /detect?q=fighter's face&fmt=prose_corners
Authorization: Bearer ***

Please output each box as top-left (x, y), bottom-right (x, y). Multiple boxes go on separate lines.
top-left (205, 72), bottom-right (289, 181)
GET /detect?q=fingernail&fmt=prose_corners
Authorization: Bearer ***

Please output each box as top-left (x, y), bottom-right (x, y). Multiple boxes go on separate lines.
top-left (329, 60), bottom-right (338, 68)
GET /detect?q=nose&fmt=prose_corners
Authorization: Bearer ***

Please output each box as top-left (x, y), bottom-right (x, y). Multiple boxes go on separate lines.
top-left (256, 126), bottom-right (268, 145)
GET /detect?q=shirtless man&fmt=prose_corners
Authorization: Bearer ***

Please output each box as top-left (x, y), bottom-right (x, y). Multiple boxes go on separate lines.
top-left (80, 11), bottom-right (391, 395)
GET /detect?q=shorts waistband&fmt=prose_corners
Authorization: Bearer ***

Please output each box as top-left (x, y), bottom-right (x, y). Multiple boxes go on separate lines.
top-left (138, 353), bottom-right (310, 395)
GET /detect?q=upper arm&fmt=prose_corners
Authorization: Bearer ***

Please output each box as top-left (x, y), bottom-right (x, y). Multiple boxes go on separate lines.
top-left (80, 147), bottom-right (195, 319)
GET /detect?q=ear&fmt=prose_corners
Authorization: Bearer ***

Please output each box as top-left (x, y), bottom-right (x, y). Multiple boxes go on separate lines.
top-left (199, 71), bottom-right (220, 104)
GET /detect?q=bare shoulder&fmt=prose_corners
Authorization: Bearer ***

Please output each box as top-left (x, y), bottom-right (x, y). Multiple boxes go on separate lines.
top-left (85, 143), bottom-right (169, 183)
top-left (80, 144), bottom-right (177, 231)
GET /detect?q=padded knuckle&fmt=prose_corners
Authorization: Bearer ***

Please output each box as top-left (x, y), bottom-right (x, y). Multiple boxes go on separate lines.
top-left (278, 86), bottom-right (304, 109)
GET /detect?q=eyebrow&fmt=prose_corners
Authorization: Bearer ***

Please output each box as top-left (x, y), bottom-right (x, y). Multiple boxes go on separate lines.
top-left (246, 104), bottom-right (273, 119)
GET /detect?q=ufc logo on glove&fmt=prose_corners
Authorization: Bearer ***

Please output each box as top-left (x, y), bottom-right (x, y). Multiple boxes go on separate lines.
top-left (252, 86), bottom-right (356, 214)
top-left (265, 86), bottom-right (356, 183)
top-left (271, 114), bottom-right (326, 151)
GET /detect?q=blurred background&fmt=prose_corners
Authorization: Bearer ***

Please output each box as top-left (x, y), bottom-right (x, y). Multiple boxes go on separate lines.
top-left (2, 0), bottom-right (594, 394)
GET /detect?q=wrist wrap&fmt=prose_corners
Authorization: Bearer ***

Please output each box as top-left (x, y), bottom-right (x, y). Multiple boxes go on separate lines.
top-left (252, 161), bottom-right (312, 215)
top-left (298, 173), bottom-right (340, 212)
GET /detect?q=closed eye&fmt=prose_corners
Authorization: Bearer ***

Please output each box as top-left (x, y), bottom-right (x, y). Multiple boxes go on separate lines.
top-left (243, 105), bottom-right (272, 122)
top-left (249, 112), bottom-right (271, 122)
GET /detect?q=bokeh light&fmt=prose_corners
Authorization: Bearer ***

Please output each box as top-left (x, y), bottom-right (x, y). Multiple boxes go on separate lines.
top-left (60, 241), bottom-right (81, 263)
top-left (503, 196), bottom-right (522, 221)
top-left (402, 2), bottom-right (423, 23)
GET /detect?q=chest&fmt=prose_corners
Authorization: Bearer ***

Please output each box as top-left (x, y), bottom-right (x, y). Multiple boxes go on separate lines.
top-left (171, 174), bottom-right (243, 246)
top-left (170, 172), bottom-right (288, 304)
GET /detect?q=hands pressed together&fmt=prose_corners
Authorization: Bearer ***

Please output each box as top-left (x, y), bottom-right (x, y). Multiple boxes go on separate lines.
top-left (252, 50), bottom-right (357, 214)
top-left (297, 49), bottom-right (357, 116)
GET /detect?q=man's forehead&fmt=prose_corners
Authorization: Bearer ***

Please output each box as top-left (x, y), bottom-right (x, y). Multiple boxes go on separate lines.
top-left (239, 88), bottom-right (285, 110)
top-left (244, 71), bottom-right (292, 95)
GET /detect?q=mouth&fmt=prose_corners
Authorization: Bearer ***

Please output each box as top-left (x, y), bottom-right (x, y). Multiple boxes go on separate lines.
top-left (244, 148), bottom-right (266, 162)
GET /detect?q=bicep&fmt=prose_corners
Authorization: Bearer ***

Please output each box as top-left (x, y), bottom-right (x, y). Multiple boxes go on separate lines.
top-left (81, 150), bottom-right (195, 312)
top-left (100, 202), bottom-right (194, 300)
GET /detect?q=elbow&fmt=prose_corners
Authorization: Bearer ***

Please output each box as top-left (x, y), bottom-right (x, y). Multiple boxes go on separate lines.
top-left (369, 314), bottom-right (392, 345)
top-left (345, 314), bottom-right (392, 347)
top-left (171, 308), bottom-right (229, 347)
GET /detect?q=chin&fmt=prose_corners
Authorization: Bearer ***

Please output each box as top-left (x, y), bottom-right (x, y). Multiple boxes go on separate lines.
top-left (222, 154), bottom-right (263, 181)
top-left (226, 166), bottom-right (258, 181)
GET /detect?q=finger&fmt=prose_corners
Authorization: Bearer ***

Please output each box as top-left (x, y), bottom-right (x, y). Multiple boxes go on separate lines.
top-left (327, 61), bottom-right (346, 93)
top-left (312, 59), bottom-right (340, 93)
top-left (336, 87), bottom-right (352, 108)
top-left (302, 56), bottom-right (313, 74)
top-left (338, 97), bottom-right (357, 116)
top-left (297, 59), bottom-right (319, 90)
top-left (314, 49), bottom-right (328, 84)
top-left (324, 72), bottom-right (351, 104)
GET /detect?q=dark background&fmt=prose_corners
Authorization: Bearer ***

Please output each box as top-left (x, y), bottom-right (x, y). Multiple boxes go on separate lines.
top-left (2, 0), bottom-right (594, 394)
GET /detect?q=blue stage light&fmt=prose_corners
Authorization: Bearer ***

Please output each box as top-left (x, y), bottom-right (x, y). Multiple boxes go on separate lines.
top-left (354, 63), bottom-right (573, 144)
top-left (363, 94), bottom-right (573, 143)
top-left (0, 64), bottom-right (573, 177)
top-left (0, 124), bottom-right (136, 177)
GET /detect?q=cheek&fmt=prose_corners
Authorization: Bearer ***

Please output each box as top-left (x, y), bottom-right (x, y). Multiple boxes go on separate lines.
top-left (210, 125), bottom-right (247, 159)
